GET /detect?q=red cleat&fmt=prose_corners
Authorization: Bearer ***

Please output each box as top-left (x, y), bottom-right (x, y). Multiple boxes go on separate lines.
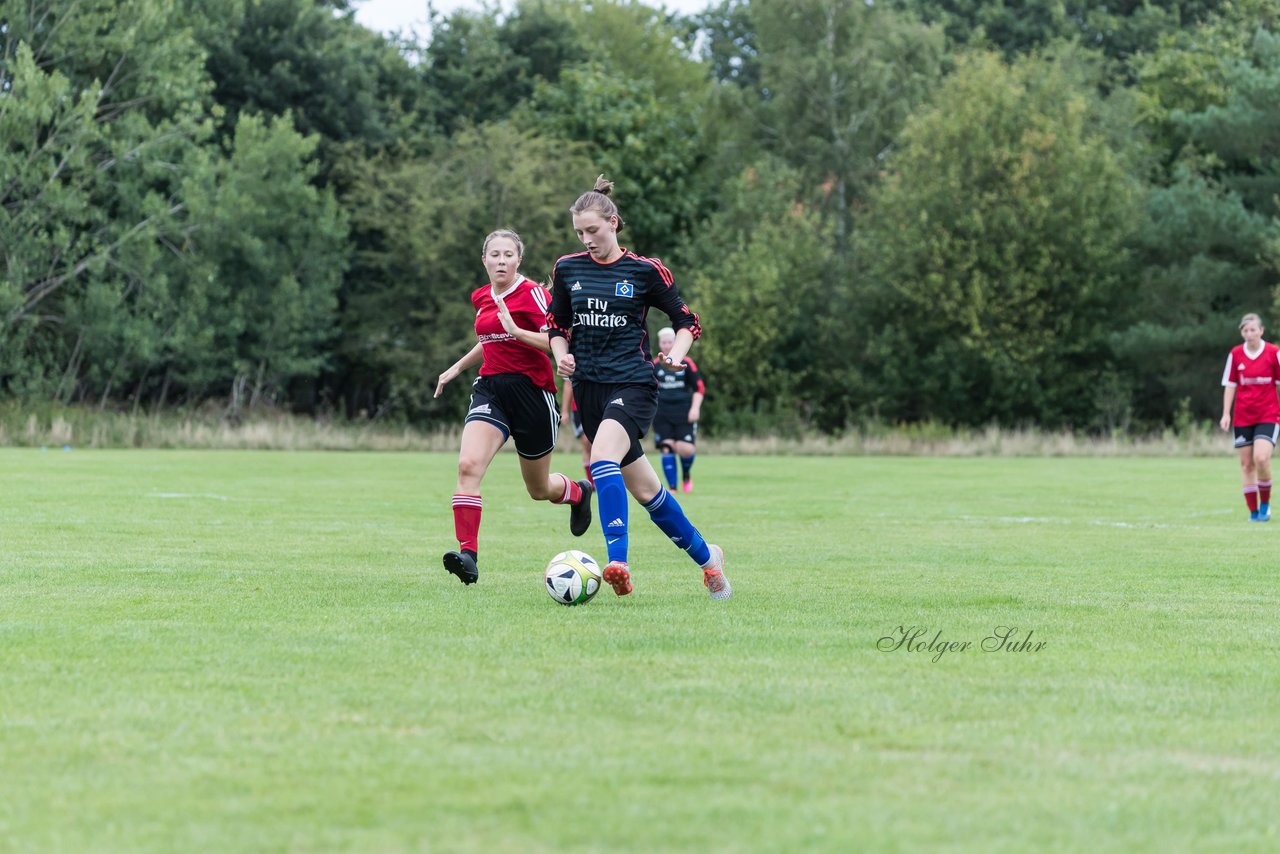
top-left (603, 561), bottom-right (633, 596)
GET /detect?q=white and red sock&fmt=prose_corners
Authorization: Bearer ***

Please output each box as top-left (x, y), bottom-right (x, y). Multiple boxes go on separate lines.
top-left (1244, 484), bottom-right (1259, 513)
top-left (452, 493), bottom-right (482, 553)
top-left (550, 473), bottom-right (583, 505)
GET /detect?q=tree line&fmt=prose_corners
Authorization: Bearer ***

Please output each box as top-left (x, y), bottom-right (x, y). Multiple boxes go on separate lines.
top-left (2, 0), bottom-right (1278, 434)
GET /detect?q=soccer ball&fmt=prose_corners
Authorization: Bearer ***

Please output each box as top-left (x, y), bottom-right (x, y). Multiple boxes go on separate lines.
top-left (544, 550), bottom-right (603, 606)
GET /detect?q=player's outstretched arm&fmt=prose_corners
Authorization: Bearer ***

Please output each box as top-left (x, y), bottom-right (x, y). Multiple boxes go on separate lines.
top-left (435, 342), bottom-right (484, 398)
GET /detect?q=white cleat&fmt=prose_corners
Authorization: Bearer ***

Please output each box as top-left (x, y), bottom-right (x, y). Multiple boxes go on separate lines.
top-left (702, 544), bottom-right (731, 600)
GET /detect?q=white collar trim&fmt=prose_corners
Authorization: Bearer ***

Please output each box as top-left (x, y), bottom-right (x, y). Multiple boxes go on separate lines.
top-left (491, 275), bottom-right (525, 301)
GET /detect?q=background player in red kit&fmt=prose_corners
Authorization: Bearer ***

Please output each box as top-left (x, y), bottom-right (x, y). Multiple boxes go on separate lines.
top-left (652, 326), bottom-right (704, 493)
top-left (434, 229), bottom-right (593, 584)
top-left (1219, 312), bottom-right (1280, 521)
top-left (547, 176), bottom-right (730, 600)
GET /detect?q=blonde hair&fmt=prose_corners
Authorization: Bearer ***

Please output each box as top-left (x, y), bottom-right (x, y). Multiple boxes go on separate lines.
top-left (657, 327), bottom-right (675, 338)
top-left (1240, 312), bottom-right (1263, 329)
top-left (482, 229), bottom-right (524, 258)
top-left (570, 174), bottom-right (625, 233)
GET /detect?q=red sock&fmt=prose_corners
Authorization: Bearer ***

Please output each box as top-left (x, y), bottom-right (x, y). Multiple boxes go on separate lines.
top-left (452, 494), bottom-right (482, 553)
top-left (1261, 480), bottom-right (1272, 504)
top-left (584, 463), bottom-right (593, 484)
top-left (551, 474), bottom-right (583, 505)
top-left (1244, 485), bottom-right (1259, 512)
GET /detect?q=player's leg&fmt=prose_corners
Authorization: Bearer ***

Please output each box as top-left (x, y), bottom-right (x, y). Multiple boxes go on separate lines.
top-left (590, 418), bottom-right (635, 595)
top-left (1238, 434), bottom-right (1260, 521)
top-left (674, 436), bottom-right (696, 493)
top-left (517, 454), bottom-right (594, 537)
top-left (656, 434), bottom-right (679, 491)
top-left (445, 420), bottom-right (506, 583)
top-left (573, 412), bottom-right (593, 484)
top-left (620, 457), bottom-right (730, 600)
top-left (508, 381), bottom-right (593, 535)
top-left (580, 434), bottom-right (594, 483)
top-left (614, 438), bottom-right (727, 603)
top-left (1253, 427), bottom-right (1276, 521)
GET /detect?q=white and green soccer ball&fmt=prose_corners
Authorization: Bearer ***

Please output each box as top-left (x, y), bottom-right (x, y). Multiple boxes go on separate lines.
top-left (544, 550), bottom-right (603, 606)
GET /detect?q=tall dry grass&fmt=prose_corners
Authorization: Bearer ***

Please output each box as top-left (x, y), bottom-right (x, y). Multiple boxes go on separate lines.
top-left (0, 404), bottom-right (1228, 456)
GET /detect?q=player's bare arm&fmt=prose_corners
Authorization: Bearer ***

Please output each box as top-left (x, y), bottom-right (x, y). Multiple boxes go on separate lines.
top-left (435, 342), bottom-right (484, 398)
top-left (494, 289), bottom-right (552, 353)
top-left (659, 328), bottom-right (695, 369)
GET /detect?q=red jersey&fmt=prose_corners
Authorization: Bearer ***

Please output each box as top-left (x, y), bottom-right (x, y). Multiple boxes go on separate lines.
top-left (474, 277), bottom-right (557, 392)
top-left (1222, 342), bottom-right (1280, 426)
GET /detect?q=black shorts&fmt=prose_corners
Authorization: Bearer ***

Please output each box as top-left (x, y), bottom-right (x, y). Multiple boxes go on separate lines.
top-left (465, 374), bottom-right (560, 459)
top-left (1234, 423), bottom-right (1279, 448)
top-left (653, 415), bottom-right (697, 449)
top-left (570, 409), bottom-right (584, 439)
top-left (572, 381), bottom-right (657, 467)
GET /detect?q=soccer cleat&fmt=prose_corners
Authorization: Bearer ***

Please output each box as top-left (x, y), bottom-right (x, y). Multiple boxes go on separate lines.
top-left (570, 479), bottom-right (595, 537)
top-left (1260, 503), bottom-right (1272, 522)
top-left (681, 479), bottom-right (694, 494)
top-left (1250, 510), bottom-right (1261, 522)
top-left (702, 544), bottom-right (731, 600)
top-left (603, 561), bottom-right (633, 596)
top-left (443, 550), bottom-right (479, 585)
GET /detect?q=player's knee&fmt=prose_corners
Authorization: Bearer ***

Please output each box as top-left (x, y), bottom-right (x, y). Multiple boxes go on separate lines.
top-left (457, 456), bottom-right (486, 483)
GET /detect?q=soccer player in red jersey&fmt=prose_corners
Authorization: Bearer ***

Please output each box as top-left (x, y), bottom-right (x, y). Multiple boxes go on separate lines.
top-left (1219, 312), bottom-right (1280, 521)
top-left (652, 326), bottom-right (704, 493)
top-left (434, 229), bottom-right (593, 584)
top-left (546, 176), bottom-right (730, 600)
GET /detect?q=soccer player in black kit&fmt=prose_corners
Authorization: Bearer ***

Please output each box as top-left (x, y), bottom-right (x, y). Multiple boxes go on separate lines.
top-left (652, 326), bottom-right (704, 493)
top-left (546, 176), bottom-right (730, 600)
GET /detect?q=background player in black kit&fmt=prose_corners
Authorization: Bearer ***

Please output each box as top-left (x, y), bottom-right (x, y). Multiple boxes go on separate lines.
top-left (546, 176), bottom-right (730, 600)
top-left (652, 326), bottom-right (704, 493)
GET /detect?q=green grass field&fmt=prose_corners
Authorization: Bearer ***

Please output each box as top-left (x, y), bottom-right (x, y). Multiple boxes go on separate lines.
top-left (2, 448), bottom-right (1278, 852)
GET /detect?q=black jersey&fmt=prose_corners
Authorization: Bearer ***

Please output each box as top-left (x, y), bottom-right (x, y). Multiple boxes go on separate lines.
top-left (546, 249), bottom-right (701, 384)
top-left (654, 356), bottom-right (704, 417)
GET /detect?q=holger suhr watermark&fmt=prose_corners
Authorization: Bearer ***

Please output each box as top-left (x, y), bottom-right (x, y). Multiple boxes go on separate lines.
top-left (877, 626), bottom-right (1047, 663)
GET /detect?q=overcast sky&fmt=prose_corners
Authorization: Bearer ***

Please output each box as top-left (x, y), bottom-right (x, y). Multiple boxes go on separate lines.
top-left (354, 0), bottom-right (711, 35)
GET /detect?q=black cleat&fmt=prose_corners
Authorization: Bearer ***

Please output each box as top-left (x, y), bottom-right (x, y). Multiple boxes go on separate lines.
top-left (570, 479), bottom-right (594, 537)
top-left (443, 550), bottom-right (479, 585)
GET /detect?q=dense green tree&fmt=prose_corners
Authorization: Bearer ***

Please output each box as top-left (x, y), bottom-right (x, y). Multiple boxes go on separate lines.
top-left (6, 0), bottom-right (1280, 434)
top-left (510, 0), bottom-right (715, 255)
top-left (855, 50), bottom-right (1143, 427)
top-left (177, 113), bottom-right (347, 409)
top-left (332, 121), bottom-right (595, 419)
top-left (696, 0), bottom-right (760, 89)
top-left (680, 160), bottom-right (837, 431)
top-left (520, 63), bottom-right (708, 255)
top-left (892, 0), bottom-right (1231, 63)
top-left (1, 0), bottom-right (212, 402)
top-left (745, 0), bottom-right (946, 252)
top-left (189, 0), bottom-right (425, 154)
top-left (1121, 15), bottom-right (1280, 423)
top-left (420, 0), bottom-right (588, 135)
